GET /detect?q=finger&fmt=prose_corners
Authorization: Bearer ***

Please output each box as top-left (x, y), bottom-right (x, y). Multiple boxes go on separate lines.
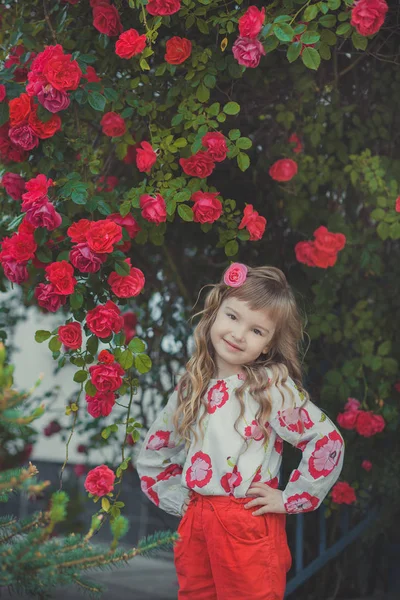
top-left (252, 505), bottom-right (270, 516)
top-left (245, 498), bottom-right (266, 509)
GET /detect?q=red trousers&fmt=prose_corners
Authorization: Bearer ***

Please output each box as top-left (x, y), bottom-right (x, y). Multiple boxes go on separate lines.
top-left (173, 491), bottom-right (292, 600)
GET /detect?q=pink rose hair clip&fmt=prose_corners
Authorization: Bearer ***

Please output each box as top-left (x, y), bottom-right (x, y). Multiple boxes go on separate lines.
top-left (223, 263), bottom-right (248, 287)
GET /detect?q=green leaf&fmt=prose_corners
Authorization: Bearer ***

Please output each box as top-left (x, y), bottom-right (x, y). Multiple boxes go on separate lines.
top-left (35, 330), bottom-right (51, 343)
top-left (196, 83), bottom-right (210, 103)
top-left (139, 58), bottom-right (150, 71)
top-left (274, 23), bottom-right (295, 42)
top-left (101, 497), bottom-right (111, 512)
top-left (352, 32), bottom-right (368, 50)
top-left (103, 87), bottom-right (119, 102)
top-left (301, 32), bottom-right (320, 44)
top-left (49, 336), bottom-right (62, 353)
top-left (274, 15), bottom-right (291, 24)
top-left (114, 261), bottom-right (130, 276)
top-left (118, 349), bottom-right (134, 370)
top-left (236, 137), bottom-right (252, 150)
top-left (301, 47), bottom-right (321, 70)
top-left (225, 240), bottom-right (239, 257)
top-left (88, 92), bottom-right (106, 112)
top-left (318, 43), bottom-right (331, 60)
top-left (378, 341), bottom-right (391, 356)
top-left (304, 5), bottom-right (319, 21)
top-left (128, 337), bottom-right (146, 353)
top-left (287, 42), bottom-right (302, 63)
top-left (101, 427), bottom-right (111, 440)
top-left (178, 204), bottom-right (194, 222)
top-left (319, 15), bottom-right (337, 27)
top-left (237, 152), bottom-right (250, 172)
top-left (223, 102), bottom-right (240, 115)
top-left (85, 380), bottom-right (97, 397)
top-left (328, 0), bottom-right (341, 8)
top-left (86, 335), bottom-right (99, 356)
top-left (336, 22), bottom-right (352, 36)
top-left (0, 102), bottom-right (10, 127)
top-left (73, 370), bottom-right (88, 383)
top-left (320, 29), bottom-right (337, 45)
top-left (70, 291), bottom-right (84, 310)
top-left (135, 353), bottom-right (152, 374)
top-left (228, 129), bottom-right (241, 140)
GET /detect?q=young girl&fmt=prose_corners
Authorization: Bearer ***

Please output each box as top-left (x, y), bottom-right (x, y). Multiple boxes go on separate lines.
top-left (136, 263), bottom-right (344, 600)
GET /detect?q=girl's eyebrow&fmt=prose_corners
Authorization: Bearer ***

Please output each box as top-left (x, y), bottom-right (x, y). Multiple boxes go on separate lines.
top-left (225, 306), bottom-right (270, 334)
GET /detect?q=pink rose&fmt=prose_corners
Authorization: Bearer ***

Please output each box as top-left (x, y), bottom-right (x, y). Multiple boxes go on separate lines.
top-left (395, 197), bottom-right (400, 213)
top-left (0, 85), bottom-right (6, 102)
top-left (37, 85), bottom-right (70, 113)
top-left (224, 263), bottom-right (248, 287)
top-left (69, 242), bottom-right (107, 273)
top-left (84, 464), bottom-right (115, 496)
top-left (25, 201), bottom-right (62, 231)
top-left (350, 0), bottom-right (388, 37)
top-left (232, 37), bottom-right (266, 68)
top-left (34, 282), bottom-right (67, 312)
top-left (8, 123), bottom-right (39, 150)
top-left (344, 397), bottom-right (361, 412)
top-left (0, 258), bottom-right (29, 284)
top-left (1, 173), bottom-right (25, 200)
top-left (139, 193), bottom-right (167, 225)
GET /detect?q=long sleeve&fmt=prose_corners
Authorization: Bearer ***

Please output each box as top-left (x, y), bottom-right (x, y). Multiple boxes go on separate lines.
top-left (267, 374), bottom-right (345, 514)
top-left (136, 387), bottom-right (190, 517)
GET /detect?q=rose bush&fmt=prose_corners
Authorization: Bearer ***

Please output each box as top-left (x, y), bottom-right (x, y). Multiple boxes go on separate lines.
top-left (0, 3), bottom-right (399, 594)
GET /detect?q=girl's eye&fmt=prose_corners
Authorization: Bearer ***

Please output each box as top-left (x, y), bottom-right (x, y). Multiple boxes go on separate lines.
top-left (254, 329), bottom-right (262, 336)
top-left (227, 313), bottom-right (236, 320)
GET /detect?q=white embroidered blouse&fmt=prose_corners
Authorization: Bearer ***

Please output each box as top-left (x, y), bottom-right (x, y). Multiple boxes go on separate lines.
top-left (136, 369), bottom-right (345, 518)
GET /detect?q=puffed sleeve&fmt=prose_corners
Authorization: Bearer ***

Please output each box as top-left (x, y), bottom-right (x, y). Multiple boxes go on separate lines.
top-left (267, 373), bottom-right (345, 514)
top-left (136, 387), bottom-right (190, 518)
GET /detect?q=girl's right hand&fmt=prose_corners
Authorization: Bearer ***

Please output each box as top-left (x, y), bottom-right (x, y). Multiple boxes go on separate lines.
top-left (181, 495), bottom-right (191, 517)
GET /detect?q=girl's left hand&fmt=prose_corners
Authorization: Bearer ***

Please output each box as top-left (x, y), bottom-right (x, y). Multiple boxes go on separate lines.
top-left (244, 483), bottom-right (287, 516)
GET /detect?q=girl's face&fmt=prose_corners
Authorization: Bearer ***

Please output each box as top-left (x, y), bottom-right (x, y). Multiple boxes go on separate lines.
top-left (209, 297), bottom-right (276, 378)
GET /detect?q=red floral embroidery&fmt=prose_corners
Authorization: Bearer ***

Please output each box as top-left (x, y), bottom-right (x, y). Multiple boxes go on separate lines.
top-left (221, 465), bottom-right (243, 495)
top-left (207, 380), bottom-right (230, 413)
top-left (278, 407), bottom-right (314, 433)
top-left (308, 430), bottom-right (343, 479)
top-left (140, 476), bottom-right (160, 506)
top-left (157, 463), bottom-right (183, 482)
top-left (251, 465), bottom-right (262, 483)
top-left (290, 469), bottom-right (301, 482)
top-left (244, 419), bottom-right (264, 441)
top-left (296, 440), bottom-right (309, 452)
top-left (284, 491), bottom-right (319, 513)
top-left (264, 476), bottom-right (279, 489)
top-left (146, 429), bottom-right (174, 451)
top-left (274, 436), bottom-right (283, 455)
top-left (186, 451), bottom-right (213, 488)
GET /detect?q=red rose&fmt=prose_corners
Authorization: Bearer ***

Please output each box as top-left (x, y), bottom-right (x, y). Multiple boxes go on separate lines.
top-left (191, 191), bottom-right (223, 224)
top-left (58, 322), bottom-right (82, 350)
top-left (314, 226), bottom-right (346, 255)
top-left (289, 133), bottom-right (303, 153)
top-left (34, 282), bottom-right (67, 312)
top-left (238, 6), bottom-right (265, 38)
top-left (92, 3), bottom-right (123, 36)
top-left (395, 197), bottom-right (400, 213)
top-left (146, 0), bottom-right (181, 16)
top-left (0, 127), bottom-right (28, 164)
top-left (136, 141), bottom-right (157, 173)
top-left (45, 260), bottom-right (77, 295)
top-left (361, 460), bottom-right (372, 472)
top-left (96, 175), bottom-right (118, 192)
top-left (164, 37), bottom-right (192, 64)
top-left (86, 220), bottom-right (123, 253)
top-left (122, 144), bottom-right (138, 164)
top-left (139, 193), bottom-right (167, 225)
top-left (69, 243), bottom-right (107, 273)
top-left (1, 173), bottom-right (25, 200)
top-left (312, 247), bottom-right (338, 268)
top-left (108, 262), bottom-right (146, 298)
top-left (82, 65), bottom-right (101, 82)
top-left (98, 349), bottom-right (115, 364)
top-left (238, 204), bottom-right (267, 241)
top-left (115, 29), bottom-right (147, 58)
top-left (350, 0), bottom-right (388, 37)
top-left (0, 257), bottom-right (29, 284)
top-left (106, 213), bottom-right (140, 238)
top-left (29, 105), bottom-right (62, 139)
top-left (84, 464), bottom-right (115, 496)
top-left (123, 311), bottom-right (137, 344)
top-left (100, 112), bottom-right (126, 137)
top-left (232, 37), bottom-right (266, 68)
top-left (331, 481), bottom-right (356, 505)
top-left (43, 420), bottom-right (62, 436)
top-left (202, 132), bottom-right (228, 162)
top-left (25, 201), bottom-right (62, 231)
top-left (337, 410), bottom-right (359, 430)
top-left (0, 85), bottom-right (6, 102)
top-left (1, 232), bottom-right (37, 263)
top-left (74, 464), bottom-right (88, 477)
top-left (269, 158), bottom-right (298, 182)
top-left (89, 362), bottom-right (125, 392)
top-left (8, 124), bottom-right (39, 151)
top-left (67, 219), bottom-right (92, 243)
top-left (86, 300), bottom-right (124, 338)
top-left (18, 218), bottom-right (36, 236)
top-left (9, 93), bottom-right (32, 126)
top-left (30, 44), bottom-right (64, 74)
top-left (43, 53), bottom-right (82, 91)
top-left (86, 390), bottom-right (116, 417)
top-left (22, 174), bottom-right (53, 209)
top-left (179, 151), bottom-right (215, 178)
top-left (355, 410), bottom-right (385, 437)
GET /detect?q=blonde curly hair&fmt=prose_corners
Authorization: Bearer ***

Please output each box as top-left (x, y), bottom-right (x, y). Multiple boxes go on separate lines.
top-left (172, 264), bottom-right (310, 452)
